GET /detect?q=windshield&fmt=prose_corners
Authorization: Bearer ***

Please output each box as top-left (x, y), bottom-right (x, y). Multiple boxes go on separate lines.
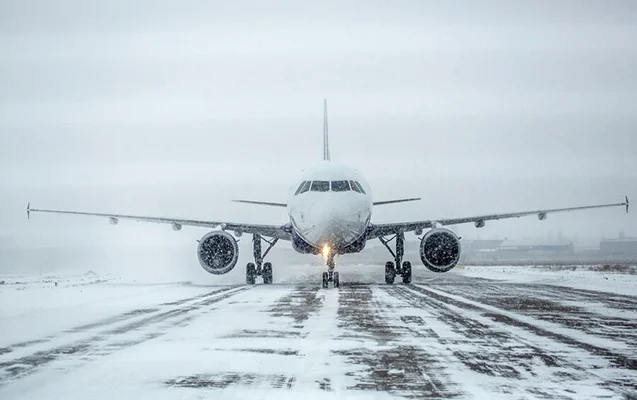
top-left (294, 181), bottom-right (307, 195)
top-left (350, 180), bottom-right (366, 194)
top-left (310, 180), bottom-right (330, 192)
top-left (298, 180), bottom-right (311, 194)
top-left (331, 180), bottom-right (350, 192)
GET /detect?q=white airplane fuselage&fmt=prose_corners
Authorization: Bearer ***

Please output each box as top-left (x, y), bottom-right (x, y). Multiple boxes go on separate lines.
top-left (287, 161), bottom-right (373, 255)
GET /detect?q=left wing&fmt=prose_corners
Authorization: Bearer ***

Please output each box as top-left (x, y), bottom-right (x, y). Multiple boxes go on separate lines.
top-left (26, 204), bottom-right (291, 240)
top-left (368, 197), bottom-right (629, 239)
top-left (373, 197), bottom-right (421, 206)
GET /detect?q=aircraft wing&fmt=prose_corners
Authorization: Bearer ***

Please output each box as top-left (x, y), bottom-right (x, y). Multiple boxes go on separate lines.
top-left (367, 197), bottom-right (629, 239)
top-left (26, 204), bottom-right (291, 240)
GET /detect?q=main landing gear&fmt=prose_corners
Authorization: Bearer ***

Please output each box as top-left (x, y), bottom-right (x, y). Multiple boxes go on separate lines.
top-left (246, 234), bottom-right (278, 285)
top-left (379, 232), bottom-right (412, 285)
top-left (321, 251), bottom-right (340, 289)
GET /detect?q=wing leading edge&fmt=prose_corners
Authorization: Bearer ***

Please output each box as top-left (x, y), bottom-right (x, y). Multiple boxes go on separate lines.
top-left (26, 204), bottom-right (291, 240)
top-left (373, 198), bottom-right (421, 206)
top-left (368, 197), bottom-right (629, 239)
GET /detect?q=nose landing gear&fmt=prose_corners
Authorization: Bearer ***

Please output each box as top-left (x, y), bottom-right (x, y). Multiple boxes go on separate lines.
top-left (321, 252), bottom-right (340, 289)
top-left (379, 232), bottom-right (412, 285)
top-left (245, 234), bottom-right (278, 285)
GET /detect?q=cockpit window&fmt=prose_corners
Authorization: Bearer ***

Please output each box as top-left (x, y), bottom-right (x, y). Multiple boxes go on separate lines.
top-left (331, 180), bottom-right (350, 192)
top-left (349, 180), bottom-right (366, 194)
top-left (294, 181), bottom-right (307, 195)
top-left (349, 180), bottom-right (362, 193)
top-left (298, 180), bottom-right (311, 194)
top-left (310, 180), bottom-right (330, 192)
top-left (355, 181), bottom-right (366, 194)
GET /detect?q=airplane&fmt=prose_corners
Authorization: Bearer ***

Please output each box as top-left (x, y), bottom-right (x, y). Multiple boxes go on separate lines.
top-left (27, 100), bottom-right (630, 288)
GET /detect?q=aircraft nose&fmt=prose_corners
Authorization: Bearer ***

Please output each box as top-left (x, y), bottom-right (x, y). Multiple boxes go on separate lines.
top-left (309, 199), bottom-right (369, 246)
top-left (311, 200), bottom-right (357, 226)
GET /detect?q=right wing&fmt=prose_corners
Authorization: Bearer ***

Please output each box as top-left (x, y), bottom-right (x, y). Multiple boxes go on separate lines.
top-left (232, 200), bottom-right (287, 207)
top-left (368, 197), bottom-right (629, 239)
top-left (26, 204), bottom-right (291, 240)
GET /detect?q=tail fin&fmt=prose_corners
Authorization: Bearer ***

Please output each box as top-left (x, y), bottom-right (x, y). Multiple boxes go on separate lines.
top-left (323, 98), bottom-right (330, 161)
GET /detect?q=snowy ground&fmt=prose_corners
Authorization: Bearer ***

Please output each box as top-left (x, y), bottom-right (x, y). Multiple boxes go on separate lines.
top-left (457, 265), bottom-right (637, 296)
top-left (1, 264), bottom-right (636, 399)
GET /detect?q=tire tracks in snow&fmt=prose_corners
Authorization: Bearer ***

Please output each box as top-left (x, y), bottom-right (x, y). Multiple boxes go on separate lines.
top-left (0, 285), bottom-right (250, 386)
top-left (400, 284), bottom-right (636, 397)
top-left (335, 284), bottom-right (463, 398)
top-left (0, 286), bottom-right (233, 358)
top-left (428, 281), bottom-right (637, 351)
top-left (165, 285), bottom-right (328, 391)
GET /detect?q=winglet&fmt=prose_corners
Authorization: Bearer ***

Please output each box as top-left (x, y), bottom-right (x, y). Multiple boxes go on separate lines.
top-left (626, 196), bottom-right (630, 214)
top-left (323, 98), bottom-right (330, 161)
top-left (26, 202), bottom-right (31, 220)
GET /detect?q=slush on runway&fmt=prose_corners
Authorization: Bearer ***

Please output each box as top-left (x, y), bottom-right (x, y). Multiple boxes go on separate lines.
top-left (1, 266), bottom-right (636, 399)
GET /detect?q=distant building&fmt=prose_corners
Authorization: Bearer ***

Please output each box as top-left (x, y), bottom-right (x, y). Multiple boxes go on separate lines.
top-left (463, 240), bottom-right (503, 253)
top-left (600, 238), bottom-right (637, 257)
top-left (498, 240), bottom-right (574, 254)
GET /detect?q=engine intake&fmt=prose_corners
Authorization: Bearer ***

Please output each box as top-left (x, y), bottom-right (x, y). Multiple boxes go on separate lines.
top-left (420, 228), bottom-right (461, 273)
top-left (197, 231), bottom-right (239, 275)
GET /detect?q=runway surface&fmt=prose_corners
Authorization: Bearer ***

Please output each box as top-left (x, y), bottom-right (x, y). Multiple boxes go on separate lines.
top-left (1, 267), bottom-right (636, 399)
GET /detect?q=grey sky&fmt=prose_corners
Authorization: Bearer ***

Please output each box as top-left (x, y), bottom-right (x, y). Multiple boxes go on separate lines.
top-left (1, 1), bottom-right (636, 245)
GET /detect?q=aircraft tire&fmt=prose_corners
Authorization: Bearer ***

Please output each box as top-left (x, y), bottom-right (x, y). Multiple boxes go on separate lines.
top-left (322, 272), bottom-right (329, 289)
top-left (246, 263), bottom-right (257, 285)
top-left (333, 271), bottom-right (340, 288)
top-left (385, 262), bottom-right (395, 285)
top-left (263, 262), bottom-right (273, 284)
top-left (402, 261), bottom-right (412, 284)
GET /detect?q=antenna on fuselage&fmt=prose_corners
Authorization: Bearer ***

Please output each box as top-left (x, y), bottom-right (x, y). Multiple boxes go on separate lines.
top-left (323, 98), bottom-right (330, 161)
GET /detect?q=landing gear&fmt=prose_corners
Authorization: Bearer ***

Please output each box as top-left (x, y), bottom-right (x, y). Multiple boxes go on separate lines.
top-left (379, 232), bottom-right (412, 285)
top-left (321, 251), bottom-right (340, 288)
top-left (322, 269), bottom-right (340, 288)
top-left (245, 234), bottom-right (278, 285)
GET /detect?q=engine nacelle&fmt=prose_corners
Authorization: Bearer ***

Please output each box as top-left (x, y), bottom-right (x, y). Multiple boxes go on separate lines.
top-left (197, 231), bottom-right (239, 275)
top-left (420, 228), bottom-right (461, 273)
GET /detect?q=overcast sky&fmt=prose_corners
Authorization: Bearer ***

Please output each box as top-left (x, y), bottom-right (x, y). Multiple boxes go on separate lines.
top-left (1, 0), bottom-right (636, 246)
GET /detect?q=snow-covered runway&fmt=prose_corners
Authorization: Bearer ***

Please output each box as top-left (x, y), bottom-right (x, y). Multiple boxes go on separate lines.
top-left (1, 267), bottom-right (636, 399)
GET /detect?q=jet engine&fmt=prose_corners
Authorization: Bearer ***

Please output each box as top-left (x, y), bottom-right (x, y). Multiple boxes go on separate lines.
top-left (420, 228), bottom-right (461, 273)
top-left (197, 231), bottom-right (239, 275)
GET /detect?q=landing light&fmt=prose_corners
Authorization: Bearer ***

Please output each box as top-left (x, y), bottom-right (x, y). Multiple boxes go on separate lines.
top-left (322, 244), bottom-right (331, 259)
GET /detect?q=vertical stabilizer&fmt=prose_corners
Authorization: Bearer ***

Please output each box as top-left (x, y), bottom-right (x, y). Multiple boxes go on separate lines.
top-left (323, 98), bottom-right (330, 161)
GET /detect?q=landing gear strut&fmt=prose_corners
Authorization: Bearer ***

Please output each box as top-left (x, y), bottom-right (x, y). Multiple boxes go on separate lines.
top-left (246, 234), bottom-right (278, 285)
top-left (379, 232), bottom-right (412, 285)
top-left (321, 251), bottom-right (340, 289)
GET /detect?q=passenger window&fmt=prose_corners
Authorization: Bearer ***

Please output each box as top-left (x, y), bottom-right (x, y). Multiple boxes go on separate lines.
top-left (299, 180), bottom-right (311, 194)
top-left (310, 181), bottom-right (330, 192)
top-left (294, 181), bottom-right (307, 195)
top-left (331, 180), bottom-right (350, 192)
top-left (349, 180), bottom-right (362, 193)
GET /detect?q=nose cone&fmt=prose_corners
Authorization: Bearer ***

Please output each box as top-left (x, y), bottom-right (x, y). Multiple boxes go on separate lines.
top-left (303, 196), bottom-right (370, 248)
